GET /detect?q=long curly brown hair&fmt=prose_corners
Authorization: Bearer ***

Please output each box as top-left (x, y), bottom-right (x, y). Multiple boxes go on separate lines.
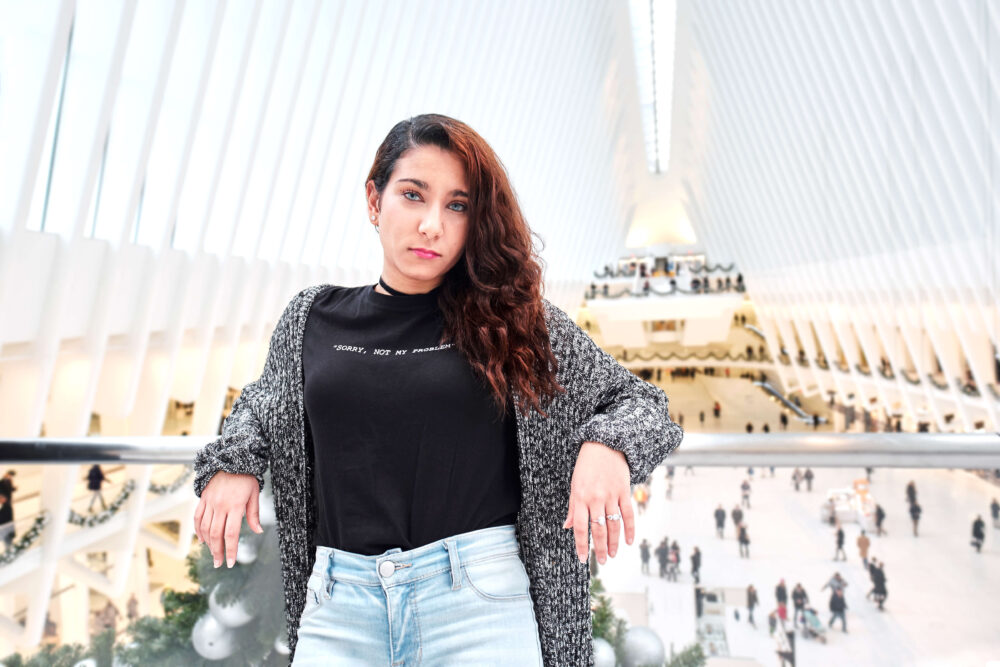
top-left (366, 114), bottom-right (565, 420)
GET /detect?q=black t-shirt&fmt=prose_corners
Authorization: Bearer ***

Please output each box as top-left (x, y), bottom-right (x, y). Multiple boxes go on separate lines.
top-left (302, 283), bottom-right (521, 555)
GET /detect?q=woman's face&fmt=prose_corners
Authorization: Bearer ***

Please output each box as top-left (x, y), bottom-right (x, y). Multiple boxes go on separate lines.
top-left (367, 144), bottom-right (470, 294)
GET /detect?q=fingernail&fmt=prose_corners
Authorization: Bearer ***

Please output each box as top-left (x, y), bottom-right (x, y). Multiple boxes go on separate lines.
top-left (227, 558), bottom-right (235, 568)
top-left (610, 550), bottom-right (616, 557)
top-left (214, 558), bottom-right (221, 568)
top-left (599, 557), bottom-right (606, 564)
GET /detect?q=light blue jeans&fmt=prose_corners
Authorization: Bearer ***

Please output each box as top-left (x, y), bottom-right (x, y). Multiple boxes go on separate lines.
top-left (292, 524), bottom-right (544, 665)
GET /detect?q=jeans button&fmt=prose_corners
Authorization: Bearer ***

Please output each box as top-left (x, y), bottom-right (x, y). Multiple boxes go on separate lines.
top-left (378, 560), bottom-right (395, 578)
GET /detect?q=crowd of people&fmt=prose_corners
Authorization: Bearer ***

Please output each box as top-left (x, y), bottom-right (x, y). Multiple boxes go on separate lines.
top-left (641, 464), bottom-right (890, 645)
top-left (755, 492), bottom-right (894, 652)
top-left (628, 458), bottom-right (999, 666)
top-left (585, 269), bottom-right (746, 299)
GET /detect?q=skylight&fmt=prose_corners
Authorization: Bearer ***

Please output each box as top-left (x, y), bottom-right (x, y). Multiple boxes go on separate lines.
top-left (627, 0), bottom-right (677, 174)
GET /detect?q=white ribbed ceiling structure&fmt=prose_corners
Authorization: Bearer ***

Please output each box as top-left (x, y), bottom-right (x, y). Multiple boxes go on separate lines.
top-left (2, 0), bottom-right (998, 440)
top-left (0, 0), bottom-right (653, 439)
top-left (668, 0), bottom-right (1000, 431)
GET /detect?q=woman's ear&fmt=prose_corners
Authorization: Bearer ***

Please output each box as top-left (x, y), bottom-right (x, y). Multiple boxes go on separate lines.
top-left (365, 180), bottom-right (379, 218)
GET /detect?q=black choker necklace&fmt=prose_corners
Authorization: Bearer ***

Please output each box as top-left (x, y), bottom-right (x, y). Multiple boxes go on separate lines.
top-left (378, 276), bottom-right (407, 295)
top-left (378, 276), bottom-right (438, 296)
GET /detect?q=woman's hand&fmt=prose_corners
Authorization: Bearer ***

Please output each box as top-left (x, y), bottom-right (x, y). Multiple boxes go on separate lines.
top-left (193, 471), bottom-right (263, 568)
top-left (562, 441), bottom-right (635, 564)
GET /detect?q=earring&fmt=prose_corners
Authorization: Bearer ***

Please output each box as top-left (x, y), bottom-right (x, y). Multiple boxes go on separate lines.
top-left (370, 215), bottom-right (375, 220)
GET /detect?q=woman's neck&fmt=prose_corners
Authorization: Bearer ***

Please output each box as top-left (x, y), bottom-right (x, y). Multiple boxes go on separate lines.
top-left (376, 275), bottom-right (441, 296)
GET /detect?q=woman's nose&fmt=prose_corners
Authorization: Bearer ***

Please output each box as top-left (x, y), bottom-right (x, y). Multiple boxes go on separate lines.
top-left (418, 209), bottom-right (444, 237)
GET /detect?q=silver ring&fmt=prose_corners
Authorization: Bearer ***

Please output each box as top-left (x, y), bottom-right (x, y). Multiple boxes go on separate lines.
top-left (590, 515), bottom-right (605, 526)
top-left (606, 513), bottom-right (622, 521)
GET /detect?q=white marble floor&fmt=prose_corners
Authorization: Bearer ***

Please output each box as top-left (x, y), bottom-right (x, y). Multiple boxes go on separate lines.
top-left (594, 463), bottom-right (1000, 667)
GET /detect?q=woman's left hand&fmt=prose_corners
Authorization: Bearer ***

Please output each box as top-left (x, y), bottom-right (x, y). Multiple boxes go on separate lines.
top-left (562, 441), bottom-right (635, 564)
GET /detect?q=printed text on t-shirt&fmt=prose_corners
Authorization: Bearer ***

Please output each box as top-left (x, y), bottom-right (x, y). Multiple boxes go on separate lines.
top-left (331, 342), bottom-right (454, 356)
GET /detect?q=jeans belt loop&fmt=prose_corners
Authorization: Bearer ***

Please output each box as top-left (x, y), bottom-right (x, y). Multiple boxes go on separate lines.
top-left (325, 551), bottom-right (335, 597)
top-left (444, 539), bottom-right (462, 590)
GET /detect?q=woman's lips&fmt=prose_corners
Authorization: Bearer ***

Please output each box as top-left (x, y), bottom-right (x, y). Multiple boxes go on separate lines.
top-left (411, 249), bottom-right (439, 259)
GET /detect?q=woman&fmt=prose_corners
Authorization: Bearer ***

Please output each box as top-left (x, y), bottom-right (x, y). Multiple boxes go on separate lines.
top-left (192, 114), bottom-right (683, 665)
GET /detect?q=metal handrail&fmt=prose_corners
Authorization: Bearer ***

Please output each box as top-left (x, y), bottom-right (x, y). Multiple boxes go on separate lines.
top-left (0, 436), bottom-right (202, 464)
top-left (1, 434), bottom-right (999, 468)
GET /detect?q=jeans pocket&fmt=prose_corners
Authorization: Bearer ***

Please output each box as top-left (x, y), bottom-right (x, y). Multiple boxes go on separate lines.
top-left (462, 552), bottom-right (531, 602)
top-left (299, 574), bottom-right (325, 621)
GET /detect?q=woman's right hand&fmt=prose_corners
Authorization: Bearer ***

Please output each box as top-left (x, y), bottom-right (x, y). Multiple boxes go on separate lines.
top-left (193, 471), bottom-right (264, 568)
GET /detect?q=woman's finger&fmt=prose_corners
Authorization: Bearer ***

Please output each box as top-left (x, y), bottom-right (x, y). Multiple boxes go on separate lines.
top-left (224, 507), bottom-right (242, 568)
top-left (589, 500), bottom-right (608, 563)
top-left (572, 496), bottom-right (590, 563)
top-left (605, 498), bottom-right (621, 558)
top-left (246, 484), bottom-right (262, 533)
top-left (209, 506), bottom-right (225, 567)
top-left (200, 504), bottom-right (214, 558)
top-left (620, 488), bottom-right (636, 546)
top-left (193, 497), bottom-right (205, 543)
top-left (563, 492), bottom-right (575, 530)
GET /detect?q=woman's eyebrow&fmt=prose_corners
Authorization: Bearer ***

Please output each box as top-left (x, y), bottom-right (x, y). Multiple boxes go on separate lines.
top-left (397, 177), bottom-right (468, 198)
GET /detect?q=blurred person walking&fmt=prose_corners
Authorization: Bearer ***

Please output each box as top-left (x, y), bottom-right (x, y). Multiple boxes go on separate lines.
top-left (0, 493), bottom-right (14, 551)
top-left (874, 504), bottom-right (887, 536)
top-left (775, 579), bottom-right (788, 609)
top-left (87, 464), bottom-right (107, 512)
top-left (738, 523), bottom-right (750, 558)
top-left (828, 589), bottom-right (848, 632)
top-left (971, 515), bottom-right (985, 553)
top-left (833, 522), bottom-right (847, 561)
top-left (856, 529), bottom-right (870, 568)
top-left (872, 561), bottom-right (888, 610)
top-left (639, 538), bottom-right (651, 575)
top-left (0, 470), bottom-right (17, 502)
top-left (791, 583), bottom-right (809, 628)
top-left (666, 541), bottom-right (680, 581)
top-left (909, 501), bottom-right (922, 537)
top-left (714, 504), bottom-right (726, 538)
top-left (821, 572), bottom-right (848, 595)
top-left (731, 505), bottom-right (743, 531)
top-left (655, 538), bottom-right (669, 578)
top-left (746, 584), bottom-right (758, 627)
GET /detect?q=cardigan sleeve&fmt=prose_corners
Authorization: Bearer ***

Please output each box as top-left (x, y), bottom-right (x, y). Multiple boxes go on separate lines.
top-left (192, 290), bottom-right (304, 498)
top-left (543, 299), bottom-right (684, 486)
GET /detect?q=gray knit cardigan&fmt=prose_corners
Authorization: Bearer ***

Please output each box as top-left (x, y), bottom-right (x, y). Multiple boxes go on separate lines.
top-left (193, 284), bottom-right (684, 665)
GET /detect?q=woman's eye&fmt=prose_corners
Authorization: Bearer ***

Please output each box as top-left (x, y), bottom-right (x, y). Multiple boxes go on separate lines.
top-left (402, 190), bottom-right (466, 213)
